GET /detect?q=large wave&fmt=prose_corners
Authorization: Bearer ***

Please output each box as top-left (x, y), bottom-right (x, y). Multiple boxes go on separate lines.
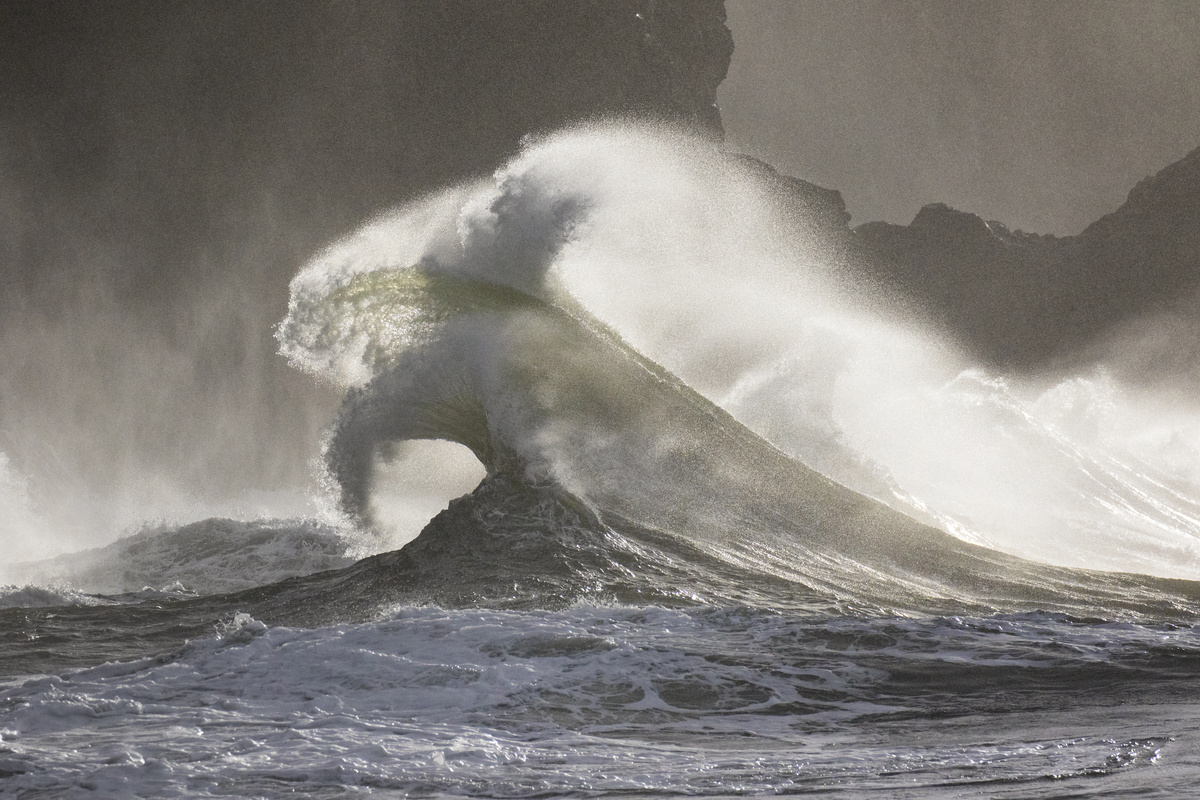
top-left (275, 122), bottom-right (1200, 615)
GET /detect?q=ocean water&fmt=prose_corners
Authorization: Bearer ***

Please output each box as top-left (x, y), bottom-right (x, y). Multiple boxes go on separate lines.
top-left (4, 124), bottom-right (1200, 797)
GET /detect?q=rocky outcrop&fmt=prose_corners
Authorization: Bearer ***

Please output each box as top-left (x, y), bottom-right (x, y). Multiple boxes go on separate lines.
top-left (1064, 146), bottom-right (1200, 340)
top-left (614, 0), bottom-right (735, 131)
top-left (848, 146), bottom-right (1200, 369)
top-left (855, 205), bottom-right (1068, 365)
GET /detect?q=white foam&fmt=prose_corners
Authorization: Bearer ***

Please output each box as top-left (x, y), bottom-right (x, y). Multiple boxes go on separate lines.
top-left (0, 452), bottom-right (53, 564)
top-left (0, 584), bottom-right (112, 609)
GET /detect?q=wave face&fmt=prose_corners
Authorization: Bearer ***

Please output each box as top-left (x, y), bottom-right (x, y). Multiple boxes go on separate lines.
top-left (275, 123), bottom-right (1200, 615)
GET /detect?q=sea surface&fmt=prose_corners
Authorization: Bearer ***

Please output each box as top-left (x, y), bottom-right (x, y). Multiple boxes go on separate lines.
top-left (4, 124), bottom-right (1200, 797)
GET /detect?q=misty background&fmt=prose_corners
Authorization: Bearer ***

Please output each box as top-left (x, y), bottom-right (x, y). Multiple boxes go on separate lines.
top-left (1, 0), bottom-right (1197, 549)
top-left (721, 0), bottom-right (1200, 235)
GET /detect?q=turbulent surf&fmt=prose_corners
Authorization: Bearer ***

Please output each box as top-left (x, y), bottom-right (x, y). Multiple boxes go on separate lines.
top-left (4, 124), bottom-right (1200, 796)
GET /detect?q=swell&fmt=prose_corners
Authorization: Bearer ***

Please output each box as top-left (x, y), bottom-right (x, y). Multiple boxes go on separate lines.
top-left (2, 518), bottom-right (353, 598)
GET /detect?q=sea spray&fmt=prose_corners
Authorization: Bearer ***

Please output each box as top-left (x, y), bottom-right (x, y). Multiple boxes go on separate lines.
top-left (280, 121), bottom-right (1200, 580)
top-left (0, 451), bottom-right (47, 565)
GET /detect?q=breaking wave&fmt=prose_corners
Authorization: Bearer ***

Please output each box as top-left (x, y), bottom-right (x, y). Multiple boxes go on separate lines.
top-left (265, 122), bottom-right (1200, 617)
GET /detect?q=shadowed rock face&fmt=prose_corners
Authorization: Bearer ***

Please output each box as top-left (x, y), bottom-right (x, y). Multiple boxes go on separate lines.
top-left (1068, 147), bottom-right (1200, 340)
top-left (855, 205), bottom-right (1069, 366)
top-left (847, 147), bottom-right (1200, 370)
top-left (0, 1), bottom-right (734, 501)
top-left (747, 142), bottom-right (1199, 371)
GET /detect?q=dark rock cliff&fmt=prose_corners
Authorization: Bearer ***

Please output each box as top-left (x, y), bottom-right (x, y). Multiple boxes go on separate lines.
top-left (1066, 147), bottom-right (1200, 342)
top-left (847, 147), bottom-right (1200, 369)
top-left (855, 206), bottom-right (1069, 365)
top-left (2, 0), bottom-right (734, 312)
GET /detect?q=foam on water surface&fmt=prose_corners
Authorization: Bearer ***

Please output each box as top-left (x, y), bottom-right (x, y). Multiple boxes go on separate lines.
top-left (2, 606), bottom-right (1197, 796)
